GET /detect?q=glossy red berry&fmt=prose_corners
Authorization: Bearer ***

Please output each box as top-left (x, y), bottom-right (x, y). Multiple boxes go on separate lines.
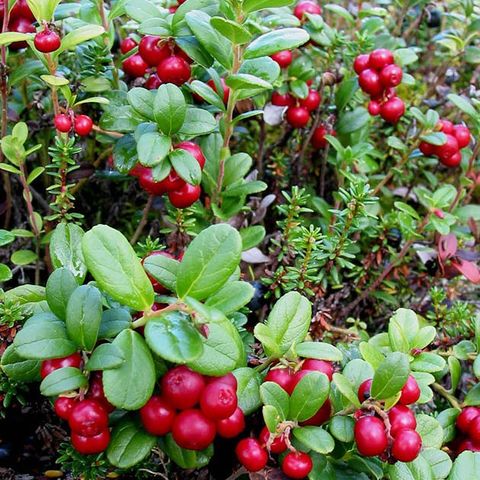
top-left (299, 89), bottom-right (321, 111)
top-left (435, 134), bottom-right (459, 163)
top-left (272, 91), bottom-right (295, 107)
top-left (369, 49), bottom-right (394, 70)
top-left (388, 405), bottom-right (417, 437)
top-left (140, 396), bottom-right (176, 436)
top-left (175, 141), bottom-right (206, 169)
top-left (259, 426), bottom-right (287, 454)
top-left (438, 119), bottom-right (454, 134)
top-left (468, 415), bottom-right (480, 442)
top-left (379, 64), bottom-right (403, 88)
top-left (286, 106), bottom-right (310, 128)
top-left (40, 353), bottom-right (82, 379)
top-left (354, 416), bottom-right (388, 457)
top-left (456, 407), bottom-right (480, 433)
top-left (74, 115), bottom-right (93, 136)
top-left (457, 439), bottom-right (480, 453)
top-left (264, 367), bottom-right (294, 394)
top-left (138, 35), bottom-right (170, 66)
top-left (301, 358), bottom-right (333, 381)
top-left (69, 400), bottom-right (109, 437)
top-left (9, 17), bottom-right (35, 50)
top-left (399, 376), bottom-right (421, 405)
top-left (161, 365), bottom-right (206, 410)
top-left (137, 169), bottom-right (167, 195)
top-left (10, 0), bottom-right (35, 21)
top-left (440, 151), bottom-right (462, 168)
top-left (419, 141), bottom-right (435, 156)
top-left (358, 69), bottom-right (383, 97)
top-left (172, 409), bottom-right (216, 450)
top-left (216, 407), bottom-right (245, 438)
top-left (207, 78), bottom-right (230, 104)
top-left (54, 114), bottom-right (72, 133)
top-left (380, 96), bottom-right (405, 124)
top-left (294, 1), bottom-right (321, 20)
top-left (353, 54), bottom-right (370, 75)
top-left (168, 183), bottom-right (201, 209)
top-left (157, 55), bottom-right (191, 85)
top-left (311, 125), bottom-right (336, 149)
top-left (86, 372), bottom-right (114, 413)
top-left (122, 54), bottom-right (148, 77)
top-left (282, 452), bottom-right (313, 479)
top-left (453, 125), bottom-right (471, 148)
top-left (54, 396), bottom-right (77, 420)
top-left (368, 100), bottom-right (381, 116)
top-left (145, 73), bottom-right (162, 90)
top-left (206, 373), bottom-right (237, 390)
top-left (34, 29), bottom-right (61, 53)
top-left (200, 382), bottom-right (237, 420)
top-left (120, 37), bottom-right (137, 54)
top-left (235, 438), bottom-right (268, 472)
top-left (71, 429), bottom-right (110, 455)
top-left (391, 429), bottom-right (422, 462)
top-left (271, 50), bottom-right (293, 68)
top-left (357, 379), bottom-right (372, 402)
top-left (300, 398), bottom-right (331, 426)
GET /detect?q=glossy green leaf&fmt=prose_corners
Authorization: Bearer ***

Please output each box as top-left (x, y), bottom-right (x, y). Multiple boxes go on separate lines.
top-left (371, 352), bottom-right (410, 400)
top-left (40, 367), bottom-right (87, 396)
top-left (293, 426), bottom-right (335, 454)
top-left (85, 343), bottom-right (125, 371)
top-left (137, 132), bottom-right (171, 167)
top-left (1, 344), bottom-right (40, 382)
top-left (289, 371), bottom-right (329, 421)
top-left (45, 268), bottom-right (78, 320)
top-left (244, 28), bottom-right (309, 59)
top-left (154, 84), bottom-right (186, 135)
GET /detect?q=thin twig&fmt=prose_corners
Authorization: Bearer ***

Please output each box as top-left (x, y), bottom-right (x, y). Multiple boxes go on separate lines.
top-left (130, 195), bottom-right (154, 245)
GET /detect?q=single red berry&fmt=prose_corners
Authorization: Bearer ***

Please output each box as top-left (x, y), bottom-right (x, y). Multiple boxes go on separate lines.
top-left (453, 125), bottom-right (471, 148)
top-left (172, 409), bottom-right (216, 450)
top-left (264, 367), bottom-right (294, 394)
top-left (437, 119), bottom-right (454, 134)
top-left (140, 395), bottom-right (176, 436)
top-left (216, 407), bottom-right (245, 438)
top-left (457, 439), bottom-right (480, 454)
top-left (54, 397), bottom-right (77, 420)
top-left (207, 78), bottom-right (230, 104)
top-left (161, 366), bottom-right (206, 410)
top-left (300, 398), bottom-right (331, 426)
top-left (301, 359), bottom-right (333, 381)
top-left (137, 168), bottom-right (169, 195)
top-left (440, 151), bottom-right (462, 168)
top-left (388, 405), bottom-right (417, 437)
top-left (353, 54), bottom-right (371, 75)
top-left (40, 353), bottom-right (82, 379)
top-left (71, 429), bottom-right (110, 455)
top-left (368, 100), bottom-right (381, 116)
top-left (200, 382), bottom-right (237, 420)
top-left (391, 429), bottom-right (422, 462)
top-left (468, 415), bottom-right (480, 443)
top-left (379, 64), bottom-right (403, 88)
top-left (357, 379), bottom-right (372, 402)
top-left (235, 438), bottom-right (268, 472)
top-left (175, 141), bottom-right (206, 169)
top-left (419, 141), bottom-right (435, 156)
top-left (271, 50), bottom-right (293, 68)
top-left (272, 91), bottom-right (295, 107)
top-left (168, 183), bottom-right (201, 209)
top-left (286, 106), bottom-right (310, 128)
top-left (293, 1), bottom-right (321, 20)
top-left (358, 69), bottom-right (383, 97)
top-left (145, 73), bottom-right (162, 90)
top-left (282, 452), bottom-right (313, 479)
top-left (9, 17), bottom-right (35, 50)
top-left (120, 37), bottom-right (137, 54)
top-left (311, 125), bottom-right (336, 149)
top-left (68, 399), bottom-right (109, 437)
top-left (369, 49), bottom-right (394, 70)
top-left (157, 55), bottom-right (191, 86)
top-left (138, 35), bottom-right (170, 66)
top-left (259, 426), bottom-right (287, 454)
top-left (74, 115), bottom-right (93, 136)
top-left (86, 372), bottom-right (114, 413)
top-left (435, 134), bottom-right (459, 163)
top-left (10, 0), bottom-right (35, 21)
top-left (206, 373), bottom-right (238, 390)
top-left (34, 28), bottom-right (61, 53)
top-left (299, 89), bottom-right (321, 112)
top-left (399, 376), bottom-right (421, 405)
top-left (380, 96), bottom-right (405, 124)
top-left (354, 416), bottom-right (388, 457)
top-left (456, 407), bottom-right (480, 433)
top-left (122, 54), bottom-right (148, 77)
top-left (54, 114), bottom-right (72, 133)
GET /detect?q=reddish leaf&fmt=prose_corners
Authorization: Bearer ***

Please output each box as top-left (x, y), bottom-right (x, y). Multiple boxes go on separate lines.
top-left (451, 258), bottom-right (480, 284)
top-left (438, 234), bottom-right (457, 262)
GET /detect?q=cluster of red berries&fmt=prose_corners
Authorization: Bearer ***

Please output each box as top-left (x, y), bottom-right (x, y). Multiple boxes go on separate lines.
top-left (454, 406), bottom-right (480, 453)
top-left (293, 0), bottom-right (322, 21)
top-left (41, 354), bottom-right (113, 455)
top-left (0, 0), bottom-right (35, 50)
top-left (129, 141), bottom-right (204, 208)
top-left (419, 119), bottom-right (471, 168)
top-left (140, 367), bottom-right (244, 451)
top-left (54, 112), bottom-right (93, 136)
top-left (354, 49), bottom-right (406, 124)
top-left (354, 376), bottom-right (422, 463)
top-left (120, 34), bottom-right (191, 88)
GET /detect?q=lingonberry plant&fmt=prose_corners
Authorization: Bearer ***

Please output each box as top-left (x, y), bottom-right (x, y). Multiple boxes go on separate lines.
top-left (1, 0), bottom-right (480, 478)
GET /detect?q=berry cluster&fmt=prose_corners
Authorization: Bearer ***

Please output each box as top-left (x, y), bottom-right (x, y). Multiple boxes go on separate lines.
top-left (129, 141), bottom-right (205, 208)
top-left (454, 407), bottom-right (480, 453)
top-left (54, 112), bottom-right (93, 137)
top-left (140, 367), bottom-right (243, 450)
top-left (354, 376), bottom-right (422, 463)
top-left (419, 119), bottom-right (471, 168)
top-left (0, 0), bottom-right (35, 50)
top-left (354, 49), bottom-right (406, 124)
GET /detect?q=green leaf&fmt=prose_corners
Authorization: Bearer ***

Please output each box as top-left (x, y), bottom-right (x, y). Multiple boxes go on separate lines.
top-left (324, 4), bottom-right (354, 24)
top-left (0, 163), bottom-right (20, 174)
top-left (416, 414), bottom-right (443, 449)
top-left (11, 250), bottom-right (37, 266)
top-left (169, 149), bottom-right (202, 185)
top-left (55, 25), bottom-right (105, 55)
top-left (125, 0), bottom-right (163, 22)
top-left (0, 32), bottom-right (33, 46)
top-left (178, 107), bottom-right (217, 136)
top-left (465, 383), bottom-right (480, 406)
top-left (145, 312), bottom-right (204, 364)
top-left (154, 84), bottom-right (187, 135)
top-left (296, 342), bottom-right (343, 362)
top-left (289, 371), bottom-right (329, 422)
top-left (411, 353), bottom-right (446, 373)
top-left (260, 381), bottom-right (290, 420)
top-left (137, 132), bottom-right (171, 167)
top-left (244, 28), bottom-right (309, 59)
top-left (388, 308), bottom-right (419, 353)
top-left (447, 94), bottom-right (477, 119)
top-left (242, 0), bottom-right (294, 13)
top-left (46, 267), bottom-right (79, 319)
top-left (421, 449), bottom-right (452, 480)
top-left (1, 344), bottom-right (40, 382)
top-left (143, 254), bottom-right (179, 293)
top-left (99, 308), bottom-right (132, 339)
top-left (127, 87), bottom-right (155, 120)
top-left (210, 17), bottom-right (251, 44)
top-left (107, 419), bottom-right (156, 469)
top-left (337, 107), bottom-right (370, 134)
top-left (159, 434), bottom-right (213, 469)
top-left (448, 451), bottom-right (480, 480)
top-left (0, 264), bottom-right (12, 282)
top-left (85, 343), bottom-right (125, 371)
top-left (371, 352), bottom-right (410, 400)
top-left (176, 224), bottom-right (242, 300)
top-left (359, 342), bottom-right (385, 370)
top-left (189, 80), bottom-right (225, 110)
top-left (27, 166), bottom-right (44, 184)
top-left (40, 367), bottom-right (87, 396)
top-left (0, 229), bottom-right (15, 247)
top-left (421, 133), bottom-right (447, 146)
top-left (329, 416), bottom-right (355, 443)
top-left (204, 281), bottom-right (254, 315)
top-left (103, 330), bottom-right (156, 410)
top-left (389, 455), bottom-right (434, 480)
top-left (293, 426), bottom-right (335, 454)
top-left (333, 372), bottom-right (361, 408)
top-left (234, 367), bottom-right (262, 415)
top-left (226, 73), bottom-right (272, 91)
top-left (263, 404), bottom-right (281, 432)
top-left (82, 225), bottom-right (154, 311)
top-left (239, 226), bottom-right (265, 250)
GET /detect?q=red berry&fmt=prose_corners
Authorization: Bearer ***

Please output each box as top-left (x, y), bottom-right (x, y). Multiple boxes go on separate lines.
top-left (388, 405), bottom-right (417, 437)
top-left (168, 183), bottom-right (201, 209)
top-left (40, 353), bottom-right (82, 379)
top-left (157, 56), bottom-right (191, 86)
top-left (311, 125), bottom-right (336, 149)
top-left (216, 407), bottom-right (245, 438)
top-left (282, 452), bottom-right (313, 479)
top-left (9, 18), bottom-right (35, 50)
top-left (120, 37), bottom-right (137, 54)
top-left (200, 382), bottom-right (237, 420)
top-left (145, 73), bottom-right (162, 90)
top-left (34, 29), bottom-right (61, 53)
top-left (354, 416), bottom-right (388, 457)
top-left (456, 407), bottom-right (480, 433)
top-left (207, 78), bottom-right (230, 104)
top-left (138, 35), bottom-right (170, 66)
top-left (69, 399), bottom-right (109, 437)
top-left (357, 379), bottom-right (372, 402)
top-left (299, 89), bottom-right (321, 111)
top-left (380, 64), bottom-right (403, 88)
top-left (10, 0), bottom-right (34, 21)
top-left (235, 438), bottom-right (268, 472)
top-left (271, 50), bottom-right (293, 68)
top-left (453, 125), bottom-right (471, 148)
top-left (161, 366), bottom-right (206, 410)
top-left (368, 100), bottom-right (381, 116)
top-left (399, 376), bottom-right (421, 406)
top-left (294, 1), bottom-right (321, 20)
top-left (172, 409), bottom-right (216, 450)
top-left (369, 49), bottom-right (394, 70)
top-left (74, 115), bottom-right (93, 136)
top-left (71, 429), bottom-right (110, 455)
top-left (457, 439), bottom-right (480, 453)
top-left (468, 415), bottom-right (480, 443)
top-left (358, 69), bottom-right (383, 97)
top-left (380, 96), bottom-right (405, 124)
top-left (264, 367), bottom-right (294, 394)
top-left (286, 106), bottom-right (310, 128)
top-left (54, 397), bottom-right (77, 420)
top-left (122, 54), bottom-right (148, 77)
top-left (140, 396), bottom-right (176, 436)
top-left (272, 91), bottom-right (294, 107)
top-left (440, 151), bottom-right (462, 168)
top-left (419, 141), bottom-right (435, 156)
top-left (391, 429), bottom-right (422, 462)
top-left (259, 426), bottom-right (287, 454)
top-left (54, 114), bottom-right (72, 133)
top-left (353, 54), bottom-right (370, 75)
top-left (435, 134), bottom-right (459, 163)
top-left (301, 359), bottom-right (333, 381)
top-left (175, 141), bottom-right (206, 169)
top-left (300, 398), bottom-right (331, 426)
top-left (438, 119), bottom-right (454, 134)
top-left (206, 373), bottom-right (238, 390)
top-left (86, 372), bottom-right (114, 413)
